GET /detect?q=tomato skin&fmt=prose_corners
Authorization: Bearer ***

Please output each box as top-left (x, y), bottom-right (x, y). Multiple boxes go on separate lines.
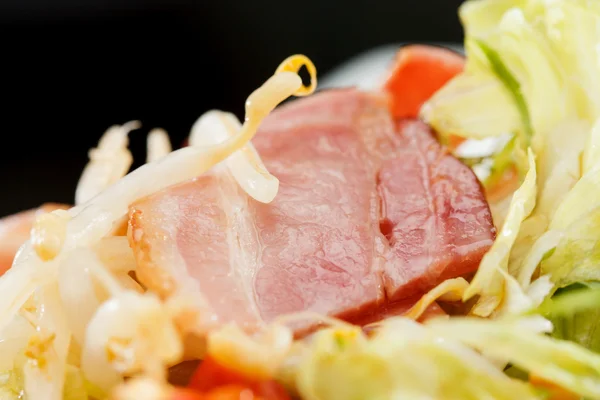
top-left (171, 387), bottom-right (206, 400)
top-left (383, 44), bottom-right (466, 152)
top-left (188, 357), bottom-right (248, 392)
top-left (174, 385), bottom-right (269, 400)
top-left (188, 357), bottom-right (290, 400)
top-left (203, 385), bottom-right (264, 400)
top-left (383, 44), bottom-right (465, 120)
top-left (529, 374), bottom-right (580, 400)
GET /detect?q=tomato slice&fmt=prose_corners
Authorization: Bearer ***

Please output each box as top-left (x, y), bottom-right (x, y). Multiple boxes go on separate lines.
top-left (529, 374), bottom-right (580, 400)
top-left (188, 357), bottom-right (290, 400)
top-left (383, 44), bottom-right (466, 152)
top-left (383, 44), bottom-right (465, 120)
top-left (171, 387), bottom-right (205, 400)
top-left (204, 385), bottom-right (264, 400)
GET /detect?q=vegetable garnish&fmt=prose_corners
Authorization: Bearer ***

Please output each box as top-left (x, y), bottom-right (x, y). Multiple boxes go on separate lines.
top-left (188, 356), bottom-right (290, 400)
top-left (424, 0), bottom-right (600, 317)
top-left (383, 44), bottom-right (465, 120)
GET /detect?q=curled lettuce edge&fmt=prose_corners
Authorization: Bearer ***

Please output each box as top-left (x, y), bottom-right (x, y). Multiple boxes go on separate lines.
top-left (289, 311), bottom-right (600, 400)
top-left (463, 149), bottom-right (537, 316)
top-left (474, 39), bottom-right (533, 145)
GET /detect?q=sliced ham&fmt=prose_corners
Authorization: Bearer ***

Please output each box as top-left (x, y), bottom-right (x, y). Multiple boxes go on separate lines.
top-left (128, 89), bottom-right (495, 333)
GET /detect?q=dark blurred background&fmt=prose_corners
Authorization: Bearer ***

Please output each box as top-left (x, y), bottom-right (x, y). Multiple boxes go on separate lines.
top-left (1, 0), bottom-right (464, 217)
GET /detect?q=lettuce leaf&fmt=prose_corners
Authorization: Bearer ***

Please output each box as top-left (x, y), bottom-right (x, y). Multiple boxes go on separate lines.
top-left (532, 119), bottom-right (589, 223)
top-left (482, 135), bottom-right (516, 189)
top-left (532, 286), bottom-right (600, 359)
top-left (486, 8), bottom-right (569, 141)
top-left (428, 316), bottom-right (600, 399)
top-left (463, 149), bottom-right (537, 316)
top-left (290, 312), bottom-right (600, 400)
top-left (535, 129), bottom-right (600, 288)
top-left (541, 206), bottom-right (600, 288)
top-left (420, 42), bottom-right (520, 140)
top-left (459, 0), bottom-right (527, 37)
top-left (584, 119), bottom-right (600, 174)
top-left (474, 39), bottom-right (533, 146)
top-left (423, 4), bottom-right (566, 145)
top-left (294, 319), bottom-right (541, 400)
top-left (540, 1), bottom-right (600, 121)
top-left (550, 163), bottom-right (600, 233)
top-left (424, 0), bottom-right (600, 322)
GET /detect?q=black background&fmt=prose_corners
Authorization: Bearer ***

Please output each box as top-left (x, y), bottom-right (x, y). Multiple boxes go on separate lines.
top-left (0, 0), bottom-right (464, 217)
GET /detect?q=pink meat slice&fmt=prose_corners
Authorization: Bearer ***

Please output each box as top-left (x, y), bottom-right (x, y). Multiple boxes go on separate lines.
top-left (129, 89), bottom-right (495, 332)
top-left (378, 120), bottom-right (497, 300)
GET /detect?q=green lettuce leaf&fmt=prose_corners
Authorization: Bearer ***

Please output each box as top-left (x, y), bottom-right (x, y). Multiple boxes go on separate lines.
top-left (540, 1), bottom-right (600, 121)
top-left (427, 316), bottom-right (600, 399)
top-left (290, 313), bottom-right (600, 400)
top-left (550, 163), bottom-right (600, 233)
top-left (420, 38), bottom-right (521, 140)
top-left (542, 205), bottom-right (600, 288)
top-left (423, 4), bottom-right (567, 145)
top-left (294, 320), bottom-right (541, 400)
top-left (584, 119), bottom-right (600, 174)
top-left (535, 286), bottom-right (600, 353)
top-left (463, 149), bottom-right (537, 316)
top-left (474, 39), bottom-right (532, 145)
top-left (459, 0), bottom-right (527, 37)
top-left (425, 0), bottom-right (600, 321)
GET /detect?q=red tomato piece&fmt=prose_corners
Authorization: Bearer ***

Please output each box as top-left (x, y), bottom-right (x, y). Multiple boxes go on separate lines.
top-left (188, 357), bottom-right (290, 400)
top-left (171, 387), bottom-right (205, 400)
top-left (383, 44), bottom-right (465, 120)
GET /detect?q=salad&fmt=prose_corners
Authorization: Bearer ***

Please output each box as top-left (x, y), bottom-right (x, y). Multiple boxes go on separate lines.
top-left (2, 0), bottom-right (600, 399)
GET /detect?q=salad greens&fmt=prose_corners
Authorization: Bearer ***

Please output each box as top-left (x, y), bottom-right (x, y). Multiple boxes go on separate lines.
top-left (463, 149), bottom-right (537, 316)
top-left (536, 286), bottom-right (600, 353)
top-left (293, 319), bottom-right (542, 400)
top-left (423, 0), bottom-right (600, 318)
top-left (285, 312), bottom-right (600, 399)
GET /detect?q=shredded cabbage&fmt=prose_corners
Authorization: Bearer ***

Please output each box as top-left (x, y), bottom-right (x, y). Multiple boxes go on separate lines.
top-left (542, 205), bottom-right (600, 288)
top-left (423, 0), bottom-right (599, 194)
top-left (535, 286), bottom-right (600, 353)
top-left (419, 61), bottom-right (520, 140)
top-left (295, 321), bottom-right (538, 400)
top-left (424, 0), bottom-right (600, 320)
top-left (277, 312), bottom-right (600, 399)
top-left (288, 314), bottom-right (600, 400)
top-left (403, 278), bottom-right (468, 320)
top-left (584, 119), bottom-right (600, 173)
top-left (464, 149), bottom-right (536, 316)
top-left (427, 316), bottom-right (600, 399)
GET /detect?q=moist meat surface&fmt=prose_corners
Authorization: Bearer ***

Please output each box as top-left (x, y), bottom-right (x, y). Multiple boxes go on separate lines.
top-left (129, 89), bottom-right (496, 332)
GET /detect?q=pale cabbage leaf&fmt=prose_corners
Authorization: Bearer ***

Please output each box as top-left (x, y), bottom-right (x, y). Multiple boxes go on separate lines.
top-left (463, 149), bottom-right (536, 316)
